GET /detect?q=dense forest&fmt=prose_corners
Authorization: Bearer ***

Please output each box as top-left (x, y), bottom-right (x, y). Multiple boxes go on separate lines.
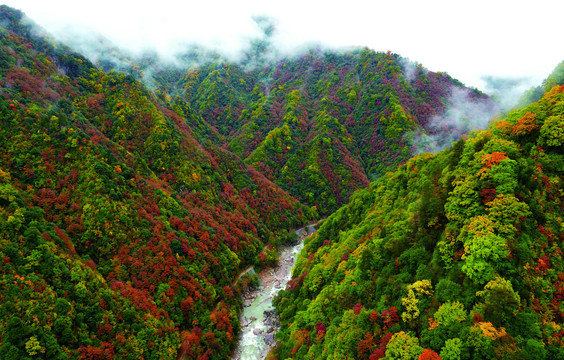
top-left (272, 77), bottom-right (564, 359)
top-left (148, 46), bottom-right (497, 215)
top-left (0, 4), bottom-right (562, 360)
top-left (0, 6), bottom-right (313, 359)
top-left (79, 16), bottom-right (498, 216)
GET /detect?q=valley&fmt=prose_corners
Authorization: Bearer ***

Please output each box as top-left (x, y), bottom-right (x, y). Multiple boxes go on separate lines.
top-left (0, 4), bottom-right (563, 360)
top-left (232, 224), bottom-right (315, 360)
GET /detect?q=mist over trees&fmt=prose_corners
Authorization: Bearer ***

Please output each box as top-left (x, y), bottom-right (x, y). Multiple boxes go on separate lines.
top-left (0, 4), bottom-right (563, 360)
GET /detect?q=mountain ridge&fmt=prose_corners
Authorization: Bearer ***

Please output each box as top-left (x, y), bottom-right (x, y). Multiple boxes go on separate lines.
top-left (2, 4), bottom-right (561, 360)
top-left (147, 47), bottom-right (498, 215)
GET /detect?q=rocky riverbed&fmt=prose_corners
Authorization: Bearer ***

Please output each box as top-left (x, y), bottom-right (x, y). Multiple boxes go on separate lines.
top-left (232, 225), bottom-right (316, 360)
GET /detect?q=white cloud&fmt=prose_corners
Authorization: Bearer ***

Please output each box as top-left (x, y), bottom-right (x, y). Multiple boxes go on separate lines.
top-left (409, 85), bottom-right (500, 154)
top-left (4, 0), bottom-right (563, 90)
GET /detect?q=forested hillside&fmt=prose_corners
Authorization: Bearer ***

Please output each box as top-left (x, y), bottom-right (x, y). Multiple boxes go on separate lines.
top-left (0, 6), bottom-right (314, 359)
top-left (272, 83), bottom-right (564, 358)
top-left (149, 47), bottom-right (497, 215)
top-left (45, 15), bottom-right (498, 217)
top-left (2, 4), bottom-right (560, 360)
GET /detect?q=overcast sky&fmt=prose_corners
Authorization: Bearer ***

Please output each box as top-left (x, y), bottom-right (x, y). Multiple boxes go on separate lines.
top-left (4, 0), bottom-right (563, 92)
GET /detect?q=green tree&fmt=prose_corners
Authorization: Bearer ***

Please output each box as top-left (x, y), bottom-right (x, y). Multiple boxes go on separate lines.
top-left (440, 338), bottom-right (463, 360)
top-left (474, 277), bottom-right (520, 327)
top-left (460, 216), bottom-right (509, 284)
top-left (524, 339), bottom-right (547, 360)
top-left (434, 301), bottom-right (467, 326)
top-left (384, 331), bottom-right (424, 360)
top-left (486, 194), bottom-right (530, 237)
top-left (538, 115), bottom-right (564, 148)
top-left (435, 279), bottom-right (462, 302)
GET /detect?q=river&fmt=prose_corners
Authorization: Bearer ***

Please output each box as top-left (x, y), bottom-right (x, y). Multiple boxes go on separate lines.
top-left (232, 224), bottom-right (316, 360)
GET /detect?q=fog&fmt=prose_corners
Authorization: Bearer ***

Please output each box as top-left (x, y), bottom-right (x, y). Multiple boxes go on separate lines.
top-left (3, 0), bottom-right (563, 150)
top-left (409, 86), bottom-right (500, 154)
top-left (5, 0), bottom-right (563, 93)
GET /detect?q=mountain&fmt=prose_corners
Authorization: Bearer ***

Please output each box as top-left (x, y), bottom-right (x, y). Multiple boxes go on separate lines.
top-left (33, 14), bottom-right (499, 218)
top-left (1, 4), bottom-right (549, 360)
top-left (272, 82), bottom-right (564, 358)
top-left (515, 61), bottom-right (564, 110)
top-left (147, 47), bottom-right (498, 216)
top-left (0, 6), bottom-right (314, 359)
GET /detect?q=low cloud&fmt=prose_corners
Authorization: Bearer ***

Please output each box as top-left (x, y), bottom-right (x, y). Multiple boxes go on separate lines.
top-left (409, 86), bottom-right (500, 154)
top-left (399, 57), bottom-right (419, 83)
top-left (479, 75), bottom-right (541, 112)
top-left (7, 0), bottom-right (563, 97)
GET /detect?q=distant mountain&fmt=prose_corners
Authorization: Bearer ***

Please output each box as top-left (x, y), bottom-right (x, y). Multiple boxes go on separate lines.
top-left (150, 49), bottom-right (498, 215)
top-left (515, 60), bottom-right (564, 109)
top-left (30, 11), bottom-right (499, 217)
top-left (272, 80), bottom-right (564, 358)
top-left (0, 6), bottom-right (313, 359)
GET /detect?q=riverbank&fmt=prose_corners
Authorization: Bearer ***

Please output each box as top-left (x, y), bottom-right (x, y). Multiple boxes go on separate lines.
top-left (243, 224), bottom-right (315, 306)
top-left (232, 224), bottom-right (316, 360)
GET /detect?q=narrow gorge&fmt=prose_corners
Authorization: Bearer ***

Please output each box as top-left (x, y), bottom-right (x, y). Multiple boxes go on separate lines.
top-left (233, 225), bottom-right (316, 360)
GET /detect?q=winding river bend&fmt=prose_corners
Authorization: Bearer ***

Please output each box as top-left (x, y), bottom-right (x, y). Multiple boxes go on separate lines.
top-left (232, 224), bottom-right (316, 360)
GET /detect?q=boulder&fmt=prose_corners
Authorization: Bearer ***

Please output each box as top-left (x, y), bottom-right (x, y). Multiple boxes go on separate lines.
top-left (265, 334), bottom-right (275, 345)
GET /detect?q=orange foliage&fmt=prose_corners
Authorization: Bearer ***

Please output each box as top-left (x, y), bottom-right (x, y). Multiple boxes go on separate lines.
top-left (210, 306), bottom-right (232, 332)
top-left (357, 332), bottom-right (376, 359)
top-left (419, 349), bottom-right (441, 360)
top-left (291, 329), bottom-right (311, 354)
top-left (543, 84), bottom-right (564, 100)
top-left (54, 225), bottom-right (76, 255)
top-left (79, 341), bottom-right (115, 360)
top-left (427, 317), bottom-right (439, 330)
top-left (474, 321), bottom-right (507, 340)
top-left (369, 310), bottom-right (379, 323)
top-left (478, 152), bottom-right (508, 177)
top-left (494, 119), bottom-right (513, 135)
top-left (511, 112), bottom-right (540, 135)
top-left (481, 152), bottom-right (508, 168)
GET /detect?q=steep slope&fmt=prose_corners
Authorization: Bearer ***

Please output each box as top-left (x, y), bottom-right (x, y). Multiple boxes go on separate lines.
top-left (272, 83), bottom-right (564, 358)
top-left (157, 49), bottom-right (497, 215)
top-left (0, 6), bottom-right (314, 359)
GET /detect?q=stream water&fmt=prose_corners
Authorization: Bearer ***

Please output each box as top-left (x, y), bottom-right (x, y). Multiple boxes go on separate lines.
top-left (232, 224), bottom-right (316, 360)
